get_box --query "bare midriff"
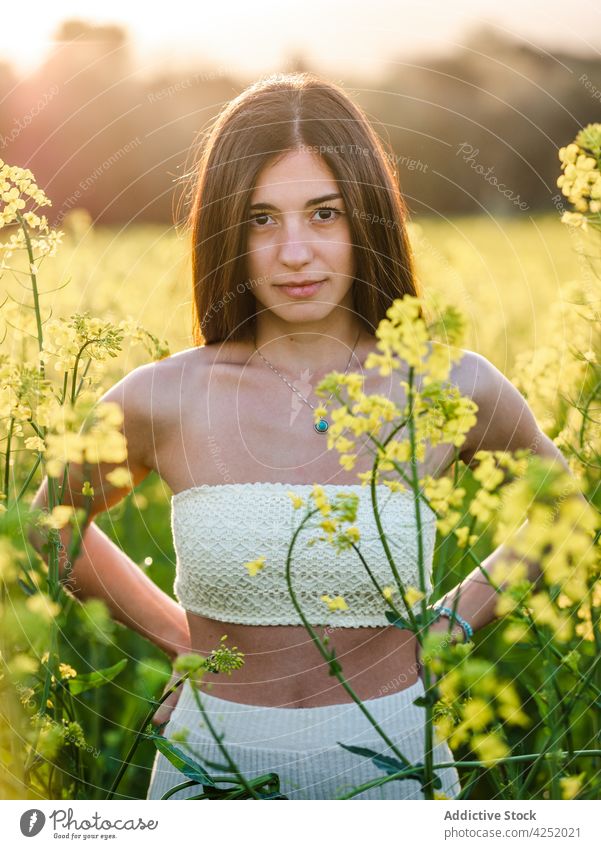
[185,612,419,708]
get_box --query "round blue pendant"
[314,417,329,433]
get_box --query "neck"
[252,315,368,374]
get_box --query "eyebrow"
[249,192,343,211]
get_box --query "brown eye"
[249,213,272,227]
[313,207,341,222]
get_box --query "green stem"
[563,651,601,716]
[284,507,416,771]
[367,451,420,632]
[3,416,14,503]
[338,748,601,800]
[15,211,44,364]
[16,453,42,503]
[71,340,102,405]
[105,670,193,800]
[347,542,408,623]
[23,475,63,788]
[406,366,436,799]
[430,450,462,597]
[187,682,262,800]
[160,779,201,799]
[323,386,421,632]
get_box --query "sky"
[1,0,600,81]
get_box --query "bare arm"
[427,351,575,642]
[48,513,189,660]
[28,362,191,660]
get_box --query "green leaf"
[247,772,288,799]
[384,610,411,629]
[67,659,127,695]
[195,785,246,799]
[149,734,216,786]
[328,659,343,676]
[17,577,37,596]
[521,678,549,722]
[336,742,442,789]
[456,766,480,800]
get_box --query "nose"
[276,214,314,267]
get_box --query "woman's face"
[245,149,356,326]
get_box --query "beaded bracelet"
[431,605,473,642]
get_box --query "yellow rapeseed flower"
[502,622,531,644]
[287,491,305,510]
[339,453,357,470]
[559,772,586,800]
[105,467,134,489]
[469,489,500,524]
[320,594,349,612]
[39,504,75,530]
[557,125,601,216]
[244,556,266,577]
[59,663,77,679]
[333,436,355,453]
[320,518,339,535]
[311,484,332,516]
[344,526,360,544]
[382,479,407,493]
[405,586,425,608]
[471,732,509,766]
[454,526,477,549]
[461,697,494,731]
[26,594,61,620]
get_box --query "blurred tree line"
[0,19,599,225]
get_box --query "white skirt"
[147,677,462,800]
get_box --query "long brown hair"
[183,71,419,346]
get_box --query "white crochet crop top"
[171,482,436,628]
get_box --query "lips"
[276,279,326,299]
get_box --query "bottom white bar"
[1,799,599,848]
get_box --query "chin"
[273,303,337,321]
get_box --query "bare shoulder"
[447,348,505,413]
[28,359,164,523]
[448,348,567,468]
[120,344,238,454]
[29,347,215,524]
[98,346,210,471]
[97,360,156,475]
[142,342,242,395]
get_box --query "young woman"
[31,72,569,800]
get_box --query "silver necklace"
[253,328,362,433]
